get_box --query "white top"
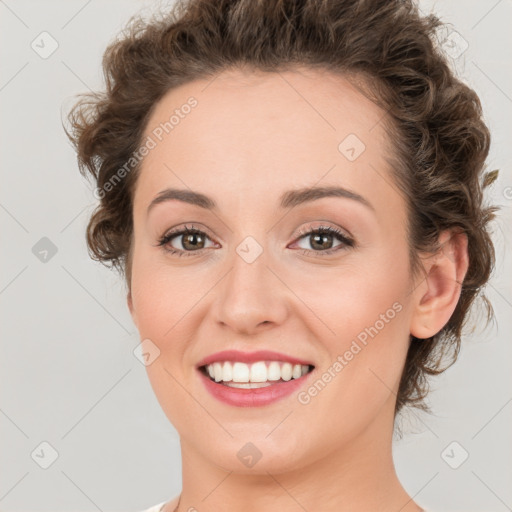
[138,498,431,511]
[138,501,167,512]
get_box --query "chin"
[194,432,317,476]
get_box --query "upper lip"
[196,350,314,368]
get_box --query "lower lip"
[197,368,313,407]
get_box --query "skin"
[127,67,469,512]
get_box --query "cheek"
[296,298,410,447]
[129,251,182,339]
[129,251,216,364]
[290,250,409,348]
[297,245,412,407]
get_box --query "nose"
[211,246,289,336]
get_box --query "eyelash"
[156,223,355,258]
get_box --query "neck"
[172,400,421,512]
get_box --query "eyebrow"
[147,185,375,214]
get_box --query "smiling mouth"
[199,361,315,388]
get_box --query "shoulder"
[138,495,180,512]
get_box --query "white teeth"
[292,364,302,379]
[203,360,312,384]
[232,362,250,382]
[213,362,223,382]
[281,362,292,381]
[222,361,233,382]
[250,361,267,382]
[224,381,272,389]
[267,361,281,381]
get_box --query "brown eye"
[291,225,355,256]
[307,231,336,250]
[180,231,206,250]
[157,225,216,256]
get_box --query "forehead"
[135,67,400,219]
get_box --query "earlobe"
[410,229,469,340]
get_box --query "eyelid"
[160,222,215,240]
[155,223,218,250]
[291,222,353,242]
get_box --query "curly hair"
[64,0,500,415]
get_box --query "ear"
[127,290,138,328]
[410,229,469,340]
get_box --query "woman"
[65,0,499,510]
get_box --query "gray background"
[0,1,511,511]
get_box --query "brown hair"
[64,0,500,415]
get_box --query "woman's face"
[128,68,424,472]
